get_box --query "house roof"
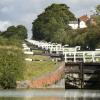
[79,15,89,22]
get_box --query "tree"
[2,26,17,38]
[1,25,27,40]
[96,4,100,15]
[32,4,100,50]
[32,3,76,43]
[0,49,24,89]
[16,25,27,40]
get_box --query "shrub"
[0,48,24,89]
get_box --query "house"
[68,15,89,29]
[68,21,79,29]
[79,15,90,28]
[68,20,87,29]
[79,15,89,22]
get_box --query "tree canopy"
[32,4,100,50]
[1,25,27,40]
[32,4,76,42]
[96,4,100,15]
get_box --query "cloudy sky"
[0,0,100,38]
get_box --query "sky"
[0,0,100,38]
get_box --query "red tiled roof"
[79,15,89,22]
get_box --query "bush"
[0,48,24,89]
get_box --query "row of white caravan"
[26,39,100,63]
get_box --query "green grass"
[0,40,61,83]
[23,60,60,80]
[25,55,50,61]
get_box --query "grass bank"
[23,55,61,80]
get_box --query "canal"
[0,89,100,100]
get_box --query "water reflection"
[0,97,63,100]
[65,90,100,100]
[0,89,64,100]
[0,97,19,100]
[65,98,100,100]
[0,89,100,100]
[0,89,64,97]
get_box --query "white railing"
[64,51,100,63]
[26,39,100,63]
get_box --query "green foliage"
[32,4,100,50]
[96,4,100,15]
[0,36,22,47]
[95,15,100,26]
[3,26,16,38]
[32,3,76,42]
[0,24,27,47]
[16,25,27,40]
[0,37,8,45]
[24,57,61,80]
[1,25,27,40]
[0,48,24,89]
[71,24,100,50]
[0,24,27,89]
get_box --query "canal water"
[0,89,100,100]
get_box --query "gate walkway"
[65,62,100,89]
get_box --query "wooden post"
[80,62,84,89]
[92,52,95,62]
[65,53,67,63]
[74,52,76,62]
[83,52,86,63]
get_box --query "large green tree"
[32,4,100,50]
[1,25,27,40]
[72,17,100,50]
[32,4,76,42]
